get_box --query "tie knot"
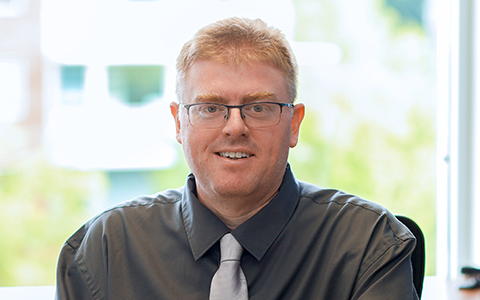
[220,233,243,261]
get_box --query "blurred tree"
[0,153,107,286]
[384,0,426,26]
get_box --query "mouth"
[217,152,252,160]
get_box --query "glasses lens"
[188,104,227,128]
[243,103,281,128]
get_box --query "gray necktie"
[209,233,249,300]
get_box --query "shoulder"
[298,180,392,216]
[65,187,184,251]
[298,180,385,211]
[294,180,416,275]
[296,180,413,242]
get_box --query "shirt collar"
[181,164,300,261]
[181,176,230,261]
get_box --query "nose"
[222,107,249,137]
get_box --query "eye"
[206,105,219,113]
[252,104,265,113]
[198,104,223,114]
[247,103,275,114]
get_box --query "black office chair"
[396,215,425,299]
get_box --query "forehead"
[184,59,288,104]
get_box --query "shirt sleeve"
[55,231,95,300]
[351,215,419,300]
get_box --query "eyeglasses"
[179,102,295,129]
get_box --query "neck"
[198,189,279,230]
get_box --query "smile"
[217,152,252,159]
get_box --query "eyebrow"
[243,91,277,103]
[194,93,224,103]
[194,91,278,104]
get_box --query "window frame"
[437,0,479,279]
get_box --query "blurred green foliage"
[0,153,107,286]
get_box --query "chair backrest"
[395,215,425,299]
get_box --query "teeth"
[219,152,251,159]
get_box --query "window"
[60,65,86,104]
[436,0,480,278]
[108,65,165,106]
[2,0,453,290]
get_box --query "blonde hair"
[176,17,298,102]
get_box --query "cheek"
[180,126,212,156]
[180,136,200,173]
[278,127,295,159]
[181,131,198,155]
[261,129,291,159]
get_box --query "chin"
[213,185,251,197]
[210,180,257,197]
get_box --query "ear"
[289,103,305,148]
[170,102,182,144]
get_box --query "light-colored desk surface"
[0,285,54,300]
[423,276,480,300]
[0,278,479,299]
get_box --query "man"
[56,17,418,299]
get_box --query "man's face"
[170,59,304,203]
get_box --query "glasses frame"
[179,101,295,129]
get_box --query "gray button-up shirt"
[55,165,418,299]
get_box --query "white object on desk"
[0,286,55,300]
